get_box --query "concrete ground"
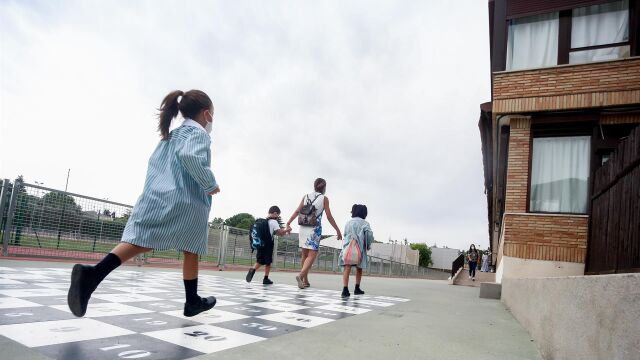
[0,259,541,360]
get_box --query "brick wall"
[493,57,640,114]
[503,214,588,263]
[504,117,531,212]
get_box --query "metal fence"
[0,178,449,280]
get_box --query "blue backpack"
[249,218,272,252]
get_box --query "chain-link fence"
[1,178,449,280]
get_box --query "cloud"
[0,0,491,250]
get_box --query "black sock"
[94,253,121,284]
[183,278,200,305]
[264,276,269,279]
[355,284,361,290]
[343,286,349,291]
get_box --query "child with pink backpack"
[339,204,373,298]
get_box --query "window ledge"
[493,55,640,75]
[505,212,589,218]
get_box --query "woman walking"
[467,244,479,281]
[340,204,373,298]
[286,178,342,289]
[68,89,220,318]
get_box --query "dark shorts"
[256,241,274,265]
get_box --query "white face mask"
[204,109,213,134]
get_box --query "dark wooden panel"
[587,125,640,274]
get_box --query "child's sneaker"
[184,296,216,317]
[341,287,350,298]
[354,287,365,295]
[246,268,256,283]
[263,277,273,285]
[67,264,98,317]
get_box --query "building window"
[530,136,591,213]
[569,0,630,64]
[506,12,559,70]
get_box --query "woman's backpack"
[298,194,322,226]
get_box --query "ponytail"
[157,89,213,140]
[158,90,184,140]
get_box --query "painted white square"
[0,297,44,309]
[0,267,17,272]
[0,288,66,297]
[51,302,153,317]
[375,296,410,302]
[316,303,372,315]
[247,302,309,312]
[162,309,248,324]
[32,283,72,289]
[0,278,25,285]
[257,312,334,328]
[351,299,394,307]
[299,296,341,304]
[0,318,133,347]
[0,273,53,280]
[144,324,264,353]
[241,294,291,302]
[108,287,170,294]
[92,293,163,303]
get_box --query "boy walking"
[246,206,291,285]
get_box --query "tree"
[410,243,433,268]
[224,213,255,230]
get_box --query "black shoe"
[263,277,273,285]
[184,296,216,317]
[67,264,97,317]
[246,268,256,283]
[354,288,365,295]
[341,288,350,298]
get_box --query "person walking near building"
[467,244,479,281]
[481,250,490,272]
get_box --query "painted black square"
[96,312,201,332]
[215,317,304,338]
[37,333,203,360]
[214,304,282,317]
[0,306,75,325]
[292,307,356,320]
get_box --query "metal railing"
[0,177,449,280]
[451,254,464,278]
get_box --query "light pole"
[35,182,46,231]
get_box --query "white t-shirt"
[268,219,281,236]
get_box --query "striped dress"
[121,119,218,255]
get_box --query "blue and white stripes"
[121,120,217,255]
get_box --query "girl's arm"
[286,198,304,228]
[324,197,342,240]
[177,130,218,194]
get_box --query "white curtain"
[507,12,559,71]
[571,0,628,48]
[530,136,591,213]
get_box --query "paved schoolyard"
[0,259,540,360]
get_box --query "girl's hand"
[209,186,221,195]
[337,231,343,240]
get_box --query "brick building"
[479,0,640,281]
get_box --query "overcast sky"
[0,0,491,250]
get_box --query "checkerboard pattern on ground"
[0,266,409,359]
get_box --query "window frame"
[492,0,640,72]
[527,119,595,215]
[558,1,633,65]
